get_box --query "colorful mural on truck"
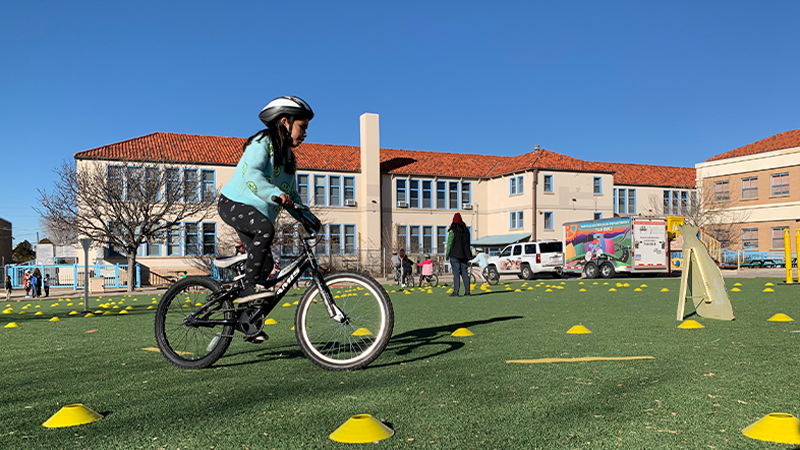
[563,218,632,272]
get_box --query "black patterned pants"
[218,195,275,286]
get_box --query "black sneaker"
[237,285,275,304]
[449,292,459,297]
[464,292,471,296]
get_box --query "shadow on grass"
[369,315,525,368]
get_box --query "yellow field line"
[506,356,655,364]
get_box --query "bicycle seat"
[213,253,247,268]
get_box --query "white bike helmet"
[259,96,314,126]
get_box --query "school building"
[73,113,696,280]
[696,128,800,252]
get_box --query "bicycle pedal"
[243,331,269,344]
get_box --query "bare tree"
[36,160,217,291]
[646,187,751,249]
[40,216,78,247]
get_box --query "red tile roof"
[706,129,800,162]
[74,132,694,188]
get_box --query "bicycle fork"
[312,270,347,324]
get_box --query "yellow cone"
[678,320,704,329]
[634,288,642,292]
[282,302,292,307]
[49,317,61,322]
[119,310,128,315]
[661,288,669,292]
[742,413,800,444]
[19,311,27,315]
[734,282,742,286]
[763,288,775,292]
[85,313,95,317]
[329,414,394,444]
[352,328,373,336]
[451,327,474,337]
[147,306,155,310]
[567,325,591,334]
[264,318,278,325]
[640,284,648,288]
[579,288,587,292]
[34,311,43,316]
[69,311,79,315]
[608,288,617,292]
[768,313,794,322]
[102,311,112,316]
[42,404,103,428]
[5,322,19,328]
[545,288,553,292]
[765,282,775,286]
[731,287,741,292]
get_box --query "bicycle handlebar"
[271,196,317,234]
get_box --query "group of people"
[390,213,490,296]
[4,269,51,301]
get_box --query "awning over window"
[471,232,531,247]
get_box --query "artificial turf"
[1,277,799,449]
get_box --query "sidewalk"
[2,285,168,302]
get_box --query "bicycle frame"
[183,233,344,329]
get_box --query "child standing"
[5,275,11,301]
[43,274,51,298]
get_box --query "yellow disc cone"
[763,288,775,292]
[634,288,642,292]
[451,327,474,337]
[678,320,704,329]
[42,404,103,428]
[67,303,74,306]
[69,311,79,315]
[119,310,128,315]
[282,302,292,307]
[608,288,617,292]
[768,313,794,322]
[742,413,800,444]
[49,317,61,322]
[4,322,19,328]
[567,325,591,334]
[19,311,27,315]
[102,311,112,316]
[147,306,155,310]
[579,288,587,292]
[640,284,648,288]
[329,414,394,444]
[514,289,522,292]
[734,282,742,286]
[352,328,373,336]
[264,318,278,325]
[545,289,553,292]
[34,311,44,316]
[292,301,299,305]
[578,281,584,284]
[660,288,670,292]
[84,313,95,317]
[765,282,775,286]
[731,287,741,292]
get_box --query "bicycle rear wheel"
[295,270,394,371]
[154,277,234,369]
[485,267,500,285]
[422,274,438,288]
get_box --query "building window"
[627,189,636,214]
[297,174,309,204]
[593,177,602,194]
[741,177,758,199]
[543,212,553,230]
[510,211,524,230]
[771,173,789,196]
[108,221,124,257]
[166,223,181,256]
[510,177,517,195]
[409,226,420,253]
[201,170,216,203]
[461,182,471,205]
[184,222,199,256]
[594,212,602,220]
[396,179,407,207]
[344,176,355,203]
[409,179,419,208]
[616,189,626,215]
[421,180,432,209]
[436,226,446,254]
[126,166,143,201]
[344,225,356,254]
[680,191,688,213]
[184,169,199,203]
[397,225,407,250]
[329,225,341,255]
[422,226,432,253]
[314,175,326,206]
[713,229,730,248]
[329,176,341,207]
[107,165,124,199]
[772,227,788,249]
[742,228,758,250]
[449,181,459,209]
[517,176,523,194]
[436,181,446,209]
[662,190,670,215]
[543,175,553,193]
[714,181,730,202]
[202,223,216,256]
[315,224,327,255]
[166,168,181,202]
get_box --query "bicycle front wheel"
[295,270,394,371]
[423,274,438,288]
[154,277,234,370]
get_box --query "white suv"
[486,240,564,280]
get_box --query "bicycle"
[468,264,500,286]
[418,273,439,288]
[154,198,394,371]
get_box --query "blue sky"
[2,1,799,245]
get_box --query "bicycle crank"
[236,307,265,337]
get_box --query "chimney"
[534,144,541,151]
[359,113,381,251]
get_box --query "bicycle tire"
[295,270,394,371]
[422,274,438,288]
[485,267,500,285]
[154,277,235,370]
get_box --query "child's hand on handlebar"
[278,193,294,209]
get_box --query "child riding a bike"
[217,96,321,311]
[399,248,414,287]
[417,255,434,286]
[469,247,489,286]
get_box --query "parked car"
[486,240,564,280]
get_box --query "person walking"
[43,274,51,298]
[5,275,11,302]
[30,270,39,298]
[23,270,31,298]
[469,247,489,286]
[445,213,471,297]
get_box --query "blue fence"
[5,263,142,290]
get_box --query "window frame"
[183,169,199,203]
[166,222,182,256]
[714,180,730,202]
[543,211,553,230]
[741,228,758,250]
[436,226,447,254]
[409,179,419,209]
[543,174,553,193]
[772,227,788,249]
[771,173,789,197]
[344,224,356,254]
[202,222,216,256]
[166,168,181,203]
[397,225,408,251]
[593,176,602,194]
[343,176,355,203]
[296,174,309,204]
[329,175,341,207]
[741,176,758,200]
[436,181,446,209]
[396,179,407,207]
[448,181,459,209]
[201,169,216,203]
[314,175,326,206]
[461,181,471,205]
[421,180,432,209]
[184,222,200,256]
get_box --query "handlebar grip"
[271,196,316,233]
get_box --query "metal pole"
[383,248,386,280]
[84,246,90,312]
[796,230,800,283]
[784,229,792,284]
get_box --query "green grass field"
[1,277,799,449]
